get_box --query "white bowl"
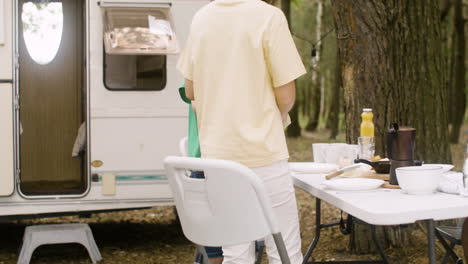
[396,166,443,195]
[422,164,454,173]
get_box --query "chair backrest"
[164,156,280,247]
[179,137,188,157]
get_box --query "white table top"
[293,173,468,226]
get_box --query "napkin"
[438,171,468,197]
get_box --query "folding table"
[293,173,468,264]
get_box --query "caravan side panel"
[0,83,14,196]
[0,0,12,80]
[0,0,14,196]
[90,0,208,174]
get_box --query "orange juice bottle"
[360,108,374,137]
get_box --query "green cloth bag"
[178,86,201,158]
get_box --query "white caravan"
[0,0,209,220]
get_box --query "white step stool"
[18,223,102,264]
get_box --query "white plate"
[289,162,338,174]
[401,190,436,195]
[422,164,454,173]
[323,178,385,191]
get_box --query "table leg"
[370,225,390,264]
[426,220,436,264]
[301,199,387,264]
[302,198,322,264]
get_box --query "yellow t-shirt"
[177,0,306,168]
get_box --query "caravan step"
[18,223,102,264]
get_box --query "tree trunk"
[305,76,321,132]
[331,0,452,253]
[442,3,456,145]
[282,0,301,137]
[287,101,302,137]
[327,53,341,140]
[331,0,451,163]
[448,0,466,143]
[281,0,301,136]
[281,0,290,22]
[305,1,324,132]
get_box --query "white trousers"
[222,160,303,264]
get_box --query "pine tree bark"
[331,0,452,253]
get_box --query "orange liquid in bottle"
[360,109,374,137]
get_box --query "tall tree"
[331,0,451,163]
[283,0,302,137]
[448,0,466,143]
[331,0,452,253]
[305,0,324,132]
[326,53,341,139]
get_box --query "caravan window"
[100,5,178,91]
[21,2,63,65]
[102,7,179,55]
[104,54,166,91]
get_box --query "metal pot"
[355,159,391,174]
[387,123,416,161]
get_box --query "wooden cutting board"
[339,171,389,181]
[381,182,401,189]
[360,172,389,181]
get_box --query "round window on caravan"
[21,2,63,65]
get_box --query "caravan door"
[90,0,207,199]
[0,0,15,196]
[17,0,88,197]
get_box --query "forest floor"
[0,129,465,264]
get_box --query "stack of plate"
[289,162,338,174]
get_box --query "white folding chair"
[176,138,209,263]
[164,156,291,264]
[435,219,465,264]
[179,137,189,157]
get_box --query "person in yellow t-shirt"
[177,0,306,263]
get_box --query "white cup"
[345,144,359,160]
[326,143,347,164]
[312,143,359,166]
[312,143,329,163]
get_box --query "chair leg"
[462,218,468,261]
[441,241,455,264]
[435,229,460,263]
[272,233,290,264]
[255,240,265,264]
[193,245,209,264]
